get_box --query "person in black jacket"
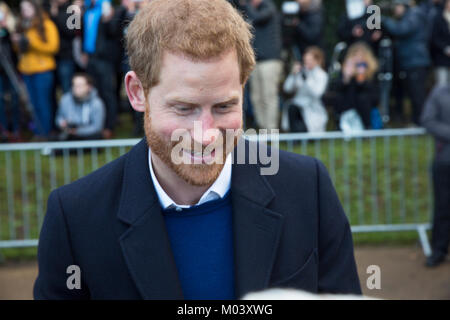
[50,0,77,94]
[420,84,450,267]
[337,0,383,53]
[34,0,361,299]
[431,0,450,86]
[419,0,444,41]
[334,42,379,129]
[241,0,283,129]
[292,0,324,56]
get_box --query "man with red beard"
[34,0,361,300]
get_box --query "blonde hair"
[344,42,379,80]
[126,0,256,93]
[0,2,16,33]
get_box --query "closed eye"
[173,105,195,114]
[214,103,237,113]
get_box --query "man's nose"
[193,109,220,146]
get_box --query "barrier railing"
[0,128,433,255]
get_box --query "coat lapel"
[231,140,285,299]
[117,139,183,299]
[116,138,284,300]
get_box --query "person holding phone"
[334,42,380,129]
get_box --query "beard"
[144,105,242,187]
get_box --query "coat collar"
[117,138,284,299]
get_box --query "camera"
[282,1,300,27]
[281,1,301,52]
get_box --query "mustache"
[169,128,235,152]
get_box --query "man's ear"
[125,71,146,112]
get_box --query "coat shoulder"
[54,151,128,208]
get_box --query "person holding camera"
[12,0,60,140]
[290,0,324,56]
[282,46,328,132]
[338,0,383,52]
[334,42,380,130]
[55,73,105,140]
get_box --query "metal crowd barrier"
[0,128,434,256]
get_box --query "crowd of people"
[0,0,142,142]
[234,0,450,133]
[0,0,449,143]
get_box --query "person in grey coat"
[55,73,105,140]
[420,84,450,267]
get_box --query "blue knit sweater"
[162,191,235,300]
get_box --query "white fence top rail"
[0,128,428,152]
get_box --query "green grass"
[0,114,435,261]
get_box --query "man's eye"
[216,105,232,112]
[175,105,193,113]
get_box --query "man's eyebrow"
[166,97,240,107]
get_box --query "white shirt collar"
[148,148,232,210]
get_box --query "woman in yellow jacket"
[13,0,59,138]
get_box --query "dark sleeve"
[296,10,324,43]
[34,190,90,300]
[382,12,421,38]
[54,10,77,39]
[337,15,352,43]
[421,88,450,143]
[315,159,362,294]
[244,1,276,26]
[333,75,354,114]
[431,17,448,52]
[357,79,380,108]
[104,6,127,38]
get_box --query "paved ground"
[0,245,449,300]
